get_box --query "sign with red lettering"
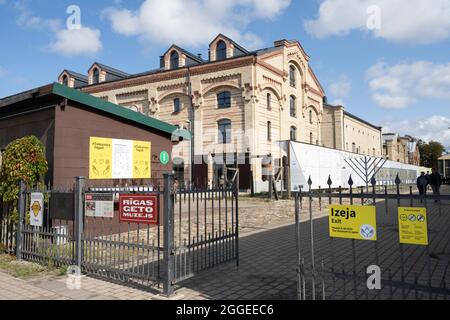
[119,194,158,225]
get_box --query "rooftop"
[0,83,191,141]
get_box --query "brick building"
[321,103,382,156]
[56,34,388,191]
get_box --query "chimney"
[274,39,289,47]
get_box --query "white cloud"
[366,61,450,109]
[103,0,291,49]
[382,116,450,148]
[14,1,102,56]
[305,0,450,44]
[328,74,351,105]
[49,27,103,56]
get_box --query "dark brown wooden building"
[0,83,190,188]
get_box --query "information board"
[89,137,151,180]
[85,193,114,218]
[398,207,428,245]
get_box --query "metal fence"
[294,174,450,300]
[0,202,16,254]
[11,174,239,297]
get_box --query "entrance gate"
[294,175,450,300]
[14,174,239,297]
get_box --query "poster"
[89,137,151,180]
[329,204,377,241]
[29,193,44,227]
[133,141,151,179]
[112,139,133,179]
[119,194,158,225]
[85,193,114,218]
[398,207,428,245]
[89,137,113,179]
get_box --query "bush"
[0,136,48,220]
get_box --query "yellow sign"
[89,137,151,180]
[89,137,113,179]
[329,205,377,241]
[133,141,151,179]
[31,201,41,217]
[398,207,428,245]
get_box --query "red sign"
[119,194,158,225]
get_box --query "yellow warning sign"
[329,205,377,241]
[398,207,428,246]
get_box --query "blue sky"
[0,0,449,149]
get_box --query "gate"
[294,175,450,300]
[14,174,239,297]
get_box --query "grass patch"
[0,254,67,279]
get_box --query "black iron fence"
[9,174,239,297]
[294,175,450,300]
[0,202,16,254]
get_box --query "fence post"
[16,180,25,260]
[74,176,85,270]
[235,170,240,269]
[163,173,175,297]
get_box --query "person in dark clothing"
[429,168,442,202]
[417,172,428,203]
[425,171,431,187]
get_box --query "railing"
[294,174,449,300]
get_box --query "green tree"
[418,140,445,168]
[0,136,48,219]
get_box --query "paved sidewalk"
[0,271,154,300]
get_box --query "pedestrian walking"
[429,168,442,203]
[417,172,428,203]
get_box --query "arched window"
[173,98,181,113]
[290,95,296,117]
[290,126,297,141]
[267,121,272,141]
[216,40,227,61]
[93,68,100,84]
[309,110,313,124]
[310,132,313,144]
[170,51,179,69]
[289,65,297,87]
[62,75,68,86]
[217,91,231,108]
[218,119,231,144]
[267,93,271,110]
